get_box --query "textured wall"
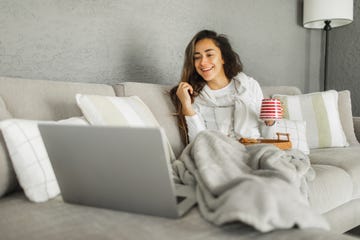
[328,1,360,116]
[0,0,321,92]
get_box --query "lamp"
[303,0,353,91]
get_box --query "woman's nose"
[199,56,208,65]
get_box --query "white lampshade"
[303,0,353,29]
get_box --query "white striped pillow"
[273,119,309,154]
[273,90,348,149]
[76,95,159,127]
[76,94,175,160]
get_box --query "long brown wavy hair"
[169,30,243,144]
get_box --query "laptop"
[38,124,196,218]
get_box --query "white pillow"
[76,94,175,161]
[0,117,88,202]
[76,94,159,127]
[274,90,348,149]
[273,119,309,154]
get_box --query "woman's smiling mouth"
[201,66,214,72]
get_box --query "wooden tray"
[239,133,292,150]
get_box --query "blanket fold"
[172,130,329,232]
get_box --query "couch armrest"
[354,117,360,142]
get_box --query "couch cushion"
[262,86,302,98]
[0,97,12,119]
[354,117,360,142]
[113,82,184,157]
[0,193,357,240]
[0,77,115,121]
[308,164,353,214]
[310,146,360,198]
[0,97,17,197]
[324,198,360,234]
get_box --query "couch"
[0,76,359,240]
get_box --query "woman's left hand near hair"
[176,82,195,116]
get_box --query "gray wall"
[0,0,321,92]
[328,0,360,116]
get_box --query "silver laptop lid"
[39,124,182,218]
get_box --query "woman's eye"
[194,56,201,60]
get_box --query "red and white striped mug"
[260,98,283,120]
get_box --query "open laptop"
[38,124,196,218]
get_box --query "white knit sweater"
[185,72,277,142]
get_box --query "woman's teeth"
[202,67,213,72]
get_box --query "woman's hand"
[264,120,275,126]
[176,82,195,116]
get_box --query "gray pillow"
[0,97,17,197]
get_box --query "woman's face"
[193,38,227,85]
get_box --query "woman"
[170,30,276,144]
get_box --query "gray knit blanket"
[172,130,329,232]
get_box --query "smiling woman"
[170,30,276,144]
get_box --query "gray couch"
[0,76,359,240]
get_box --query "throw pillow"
[274,119,310,154]
[0,96,18,197]
[76,94,176,161]
[338,90,358,146]
[273,90,348,149]
[0,117,88,202]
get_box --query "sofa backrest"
[0,77,115,121]
[114,82,303,157]
[0,76,356,156]
[0,76,117,197]
[262,86,301,98]
[113,82,184,157]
